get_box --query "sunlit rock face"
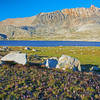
[56,55,81,71]
[1,52,27,65]
[0,5,100,41]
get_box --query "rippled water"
[0,40,100,47]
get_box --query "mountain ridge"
[0,5,100,41]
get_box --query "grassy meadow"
[6,46,100,67]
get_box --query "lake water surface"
[0,40,100,47]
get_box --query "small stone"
[32,49,37,52]
[25,47,30,50]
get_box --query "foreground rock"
[43,57,58,68]
[43,55,81,71]
[1,52,27,65]
[56,55,81,71]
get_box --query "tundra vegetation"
[0,46,100,99]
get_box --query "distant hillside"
[0,5,100,41]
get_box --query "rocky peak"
[90,5,96,9]
[61,5,100,17]
[0,6,100,26]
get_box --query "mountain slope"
[0,5,100,41]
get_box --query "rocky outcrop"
[42,55,81,71]
[0,5,100,41]
[62,5,100,17]
[37,11,65,25]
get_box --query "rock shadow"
[0,33,7,39]
[81,64,100,73]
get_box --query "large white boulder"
[1,52,27,65]
[43,57,58,68]
[56,55,81,71]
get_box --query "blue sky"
[0,0,100,21]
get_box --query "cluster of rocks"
[0,46,10,52]
[43,55,81,71]
[24,47,37,52]
[0,50,80,71]
[43,55,100,72]
[0,51,100,72]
